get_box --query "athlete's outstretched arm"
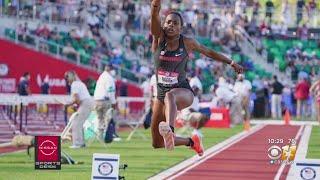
[150,0,161,38]
[186,38,244,74]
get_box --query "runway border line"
[286,125,312,180]
[274,125,304,180]
[148,124,265,180]
[251,120,319,126]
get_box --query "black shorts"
[157,81,194,103]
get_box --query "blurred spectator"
[281,0,290,25]
[265,0,274,23]
[184,8,195,28]
[247,17,258,37]
[271,75,284,119]
[16,22,29,42]
[234,0,246,17]
[91,26,101,40]
[40,76,50,94]
[282,83,294,114]
[253,76,268,117]
[71,25,88,40]
[297,24,308,40]
[296,0,305,26]
[62,42,79,60]
[18,72,31,96]
[280,22,288,38]
[308,0,317,27]
[295,78,310,118]
[122,0,136,30]
[110,45,123,65]
[260,20,269,36]
[139,65,151,76]
[96,38,112,56]
[252,0,260,17]
[36,24,50,39]
[189,73,203,93]
[271,22,281,38]
[195,54,208,70]
[233,74,252,130]
[50,27,61,42]
[140,1,150,30]
[87,10,100,29]
[90,52,101,70]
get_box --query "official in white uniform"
[233,74,252,130]
[94,64,117,140]
[216,77,243,125]
[65,71,94,148]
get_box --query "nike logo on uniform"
[175,53,182,57]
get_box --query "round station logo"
[39,140,57,156]
[300,167,316,180]
[0,64,9,76]
[98,162,113,176]
[267,145,282,160]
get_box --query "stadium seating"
[263,38,320,74]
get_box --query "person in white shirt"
[64,71,93,148]
[141,75,152,98]
[94,64,117,140]
[215,77,243,125]
[189,73,203,93]
[233,74,252,130]
[150,74,157,99]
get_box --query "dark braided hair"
[167,11,184,27]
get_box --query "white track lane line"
[286,125,313,180]
[274,125,304,180]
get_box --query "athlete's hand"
[231,62,244,74]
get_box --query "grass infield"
[1,124,318,180]
[0,126,242,180]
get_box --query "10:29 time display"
[268,139,284,144]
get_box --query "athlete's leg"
[151,99,165,148]
[163,88,194,146]
[151,92,192,149]
[164,88,194,128]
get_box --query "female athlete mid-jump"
[150,0,244,156]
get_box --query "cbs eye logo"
[267,145,282,160]
[267,144,297,162]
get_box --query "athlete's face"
[163,14,182,37]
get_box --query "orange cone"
[243,120,250,131]
[284,109,291,125]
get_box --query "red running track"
[174,125,301,180]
